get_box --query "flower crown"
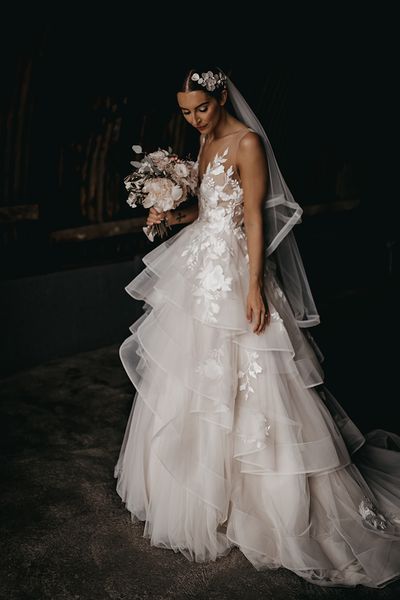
[191,71,227,92]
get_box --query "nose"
[191,115,201,127]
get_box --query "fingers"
[254,311,263,334]
[146,208,165,226]
[248,305,271,335]
[246,306,252,323]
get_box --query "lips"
[197,124,207,131]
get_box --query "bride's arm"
[146,202,198,227]
[237,132,270,333]
[165,202,199,226]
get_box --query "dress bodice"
[195,128,253,234]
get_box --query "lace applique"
[236,412,272,449]
[180,228,234,323]
[181,230,230,270]
[180,143,251,321]
[238,350,263,401]
[198,148,245,230]
[204,147,229,180]
[271,278,287,301]
[195,346,224,380]
[269,309,283,323]
[263,415,271,437]
[358,496,390,530]
[192,264,233,323]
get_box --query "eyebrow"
[179,101,209,111]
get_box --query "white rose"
[174,162,189,178]
[148,150,168,161]
[149,150,170,170]
[142,178,183,210]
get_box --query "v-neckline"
[198,148,229,183]
[197,128,250,182]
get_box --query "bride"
[114,67,400,588]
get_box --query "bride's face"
[177,90,225,135]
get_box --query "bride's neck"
[206,111,240,142]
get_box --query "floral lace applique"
[238,350,263,401]
[271,278,287,302]
[263,415,271,437]
[180,224,234,323]
[269,309,283,323]
[358,496,391,530]
[236,412,272,449]
[206,147,229,179]
[195,345,224,380]
[198,148,244,229]
[181,231,229,271]
[180,144,250,322]
[192,264,233,323]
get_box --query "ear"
[219,89,228,106]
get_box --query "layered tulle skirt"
[114,219,400,588]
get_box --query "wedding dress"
[114,128,400,588]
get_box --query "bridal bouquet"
[124,145,198,241]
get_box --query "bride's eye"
[199,106,208,112]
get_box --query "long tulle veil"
[222,70,321,328]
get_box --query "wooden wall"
[1,29,395,291]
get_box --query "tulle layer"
[114,222,400,588]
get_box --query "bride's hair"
[180,67,227,101]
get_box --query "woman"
[114,67,400,588]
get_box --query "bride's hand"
[246,285,270,334]
[146,207,169,226]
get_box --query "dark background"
[0,18,399,417]
[1,14,400,600]
[1,23,397,275]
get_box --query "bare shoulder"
[237,131,266,161]
[238,131,264,155]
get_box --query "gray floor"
[1,283,400,599]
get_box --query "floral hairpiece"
[191,71,227,92]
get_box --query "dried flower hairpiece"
[191,71,227,92]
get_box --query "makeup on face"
[177,91,221,135]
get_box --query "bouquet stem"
[142,220,172,242]
[155,221,172,239]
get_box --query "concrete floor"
[1,284,400,599]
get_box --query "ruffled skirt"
[114,220,400,588]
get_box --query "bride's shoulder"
[236,130,267,171]
[237,129,264,154]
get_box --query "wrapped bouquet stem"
[146,208,172,241]
[124,145,198,241]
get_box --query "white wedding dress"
[114,129,400,588]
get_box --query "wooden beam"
[50,217,146,242]
[0,204,39,223]
[49,197,361,243]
